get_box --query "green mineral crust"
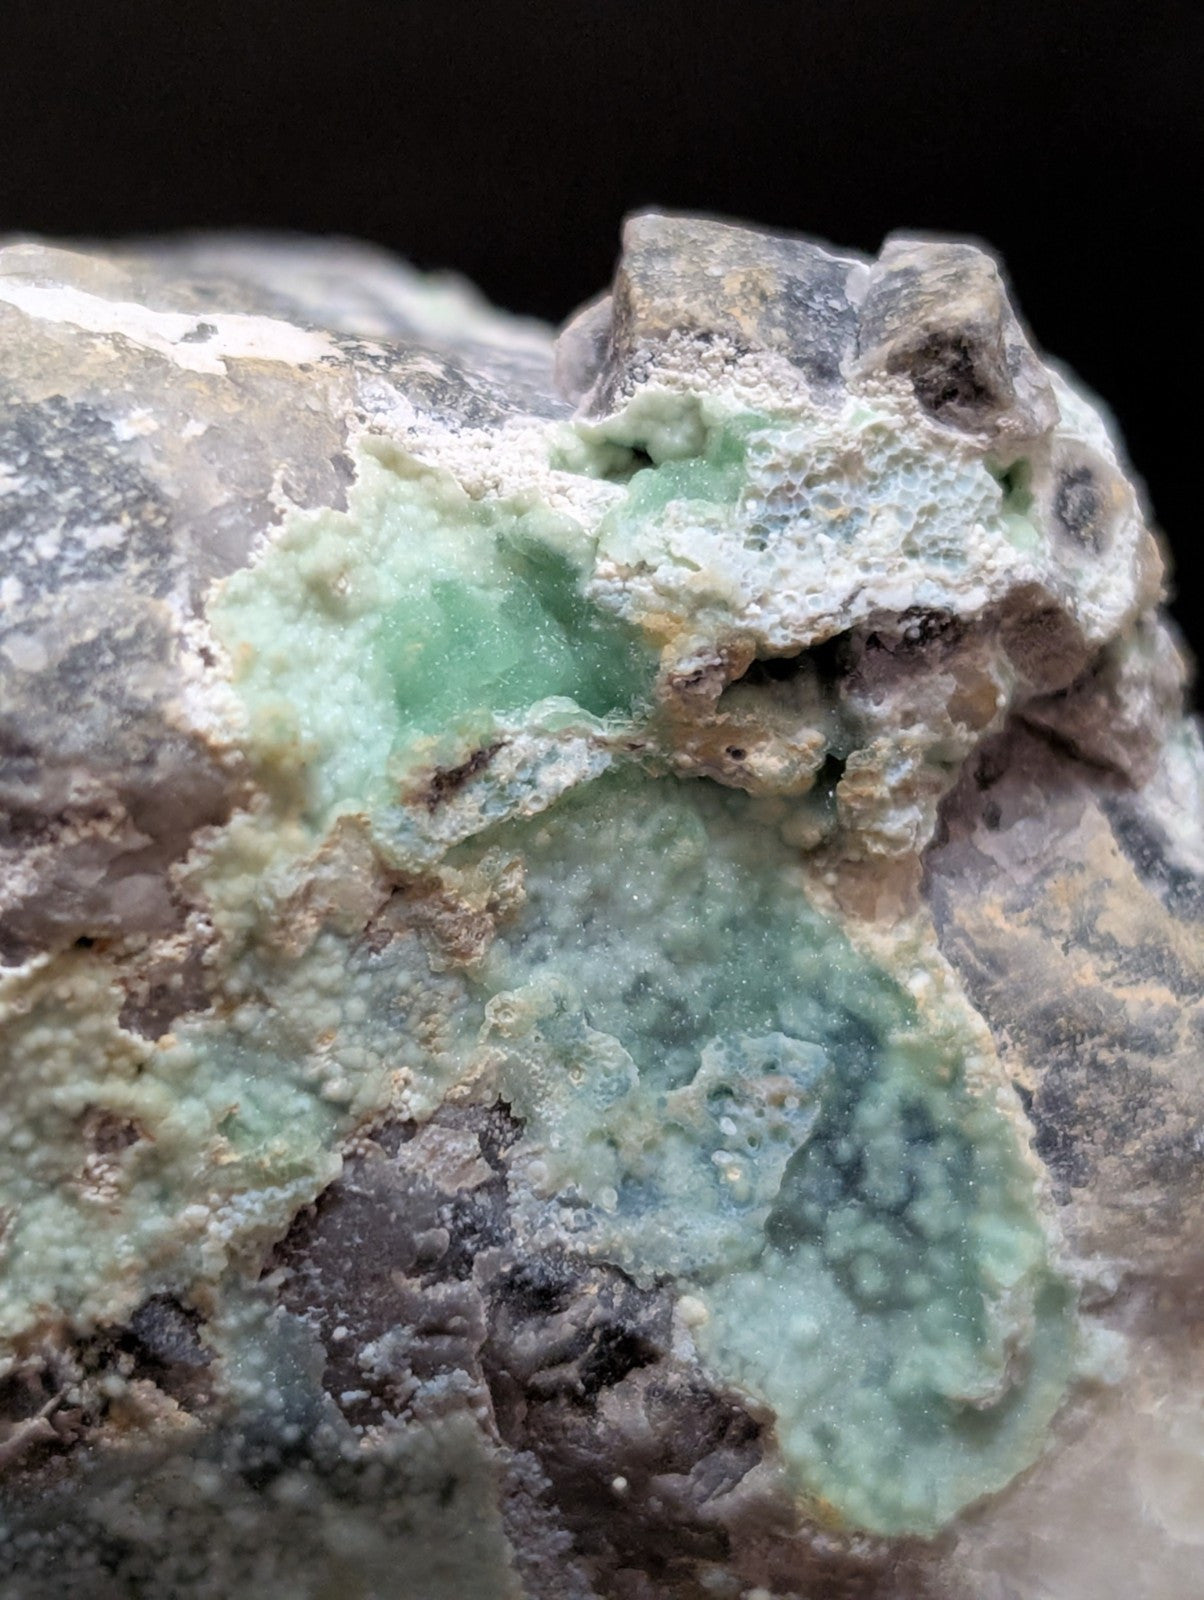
[0,216,1201,1599]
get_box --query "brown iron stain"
[423,742,504,809]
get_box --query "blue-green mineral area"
[210,441,658,827]
[0,416,1072,1559]
[458,774,1074,1536]
[200,432,1075,1538]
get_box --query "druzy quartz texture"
[0,215,1200,1599]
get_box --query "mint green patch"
[210,447,655,825]
[614,418,751,511]
[457,772,1074,1536]
[199,427,1074,1538]
[591,410,758,562]
[0,923,471,1339]
[990,457,1044,552]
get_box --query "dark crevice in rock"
[805,628,857,683]
[594,444,656,484]
[814,750,848,794]
[990,457,1032,510]
[735,651,809,687]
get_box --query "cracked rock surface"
[0,213,1200,1598]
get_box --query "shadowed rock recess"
[0,214,1200,1599]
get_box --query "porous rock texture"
[0,214,1201,1599]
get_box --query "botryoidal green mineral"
[0,215,1201,1600]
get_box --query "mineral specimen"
[0,213,1200,1599]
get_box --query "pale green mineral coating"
[211,444,656,828]
[0,412,1067,1540]
[210,404,1040,829]
[205,423,1070,1535]
[0,920,475,1337]
[579,397,1043,636]
[458,773,1073,1536]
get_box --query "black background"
[2,0,1200,679]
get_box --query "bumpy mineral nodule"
[0,215,1201,1600]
